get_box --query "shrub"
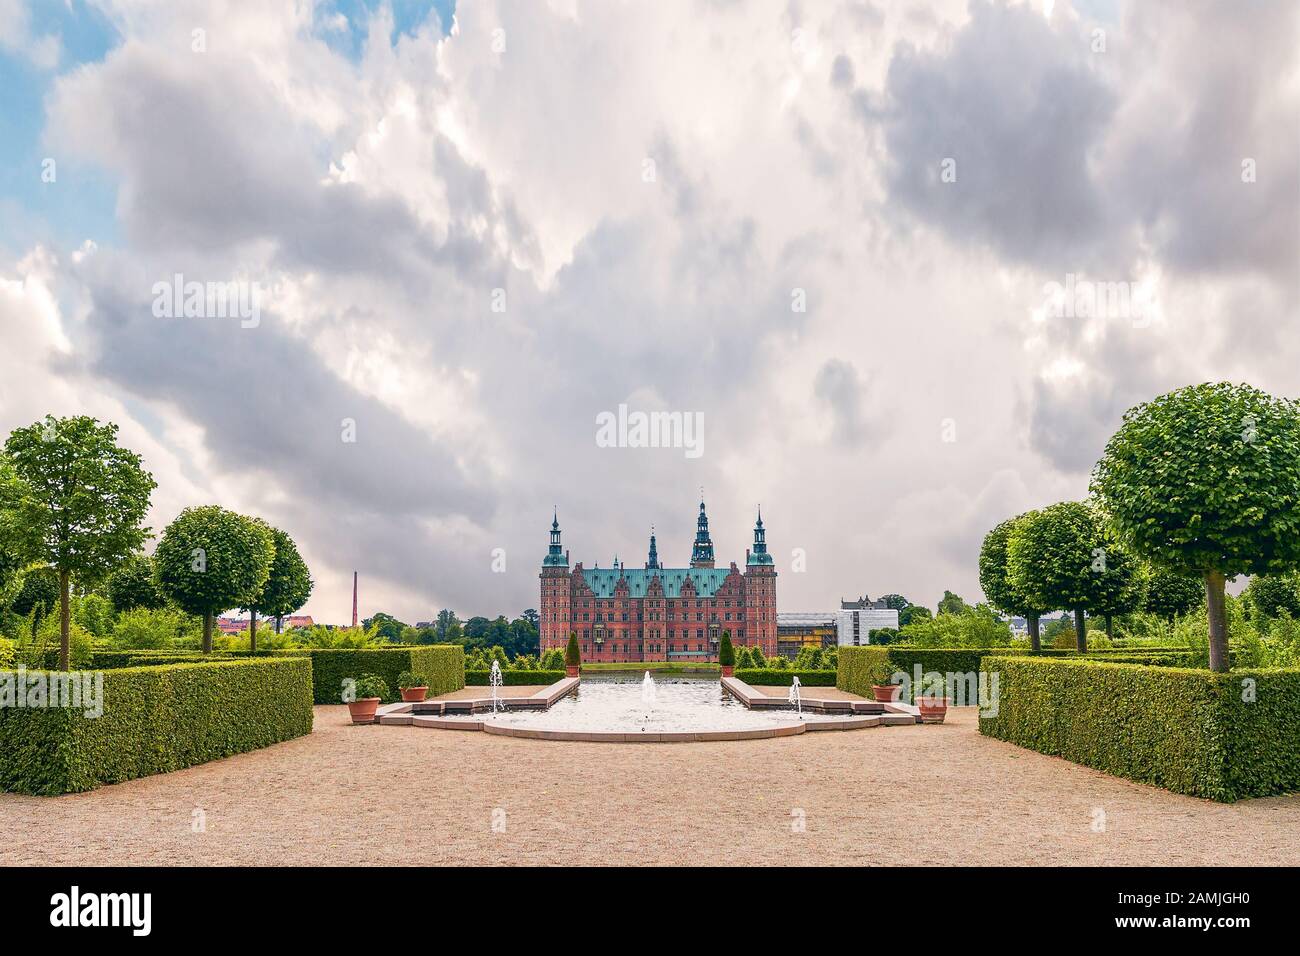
[466,669,566,686]
[978,655,1300,802]
[540,648,565,670]
[749,644,767,667]
[718,631,734,667]
[869,627,900,645]
[288,647,464,704]
[0,638,12,669]
[735,647,753,669]
[396,670,424,690]
[733,669,837,687]
[0,658,313,795]
[565,632,580,668]
[352,674,388,700]
[109,606,202,650]
[898,609,1013,648]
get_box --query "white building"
[836,607,900,645]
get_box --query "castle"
[539,501,777,663]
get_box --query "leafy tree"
[10,568,59,636]
[749,643,767,667]
[937,590,971,616]
[979,513,1049,650]
[463,616,491,645]
[1143,565,1207,620]
[253,526,313,639]
[434,608,460,640]
[2,416,155,669]
[73,592,115,639]
[154,506,274,653]
[363,612,407,643]
[107,553,166,612]
[1007,501,1117,653]
[878,593,911,611]
[521,608,539,628]
[1092,383,1300,671]
[1243,572,1300,622]
[898,605,931,628]
[1089,540,1145,640]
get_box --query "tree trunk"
[1027,612,1041,652]
[1206,570,1229,673]
[203,611,213,654]
[1105,614,1114,640]
[59,569,70,671]
[276,615,283,635]
[250,609,257,655]
[1074,608,1088,654]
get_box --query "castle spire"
[691,498,715,569]
[747,506,773,566]
[646,526,660,570]
[543,510,568,567]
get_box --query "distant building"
[775,605,901,659]
[840,595,893,611]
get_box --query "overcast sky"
[1,0,1297,624]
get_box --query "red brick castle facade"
[539,501,777,663]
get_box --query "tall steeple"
[690,498,715,569]
[646,526,660,570]
[747,506,773,565]
[543,509,568,566]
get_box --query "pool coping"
[361,674,922,741]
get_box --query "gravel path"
[2,705,1296,866]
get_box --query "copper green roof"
[578,567,732,598]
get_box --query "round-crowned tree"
[3,416,155,669]
[979,512,1050,650]
[1142,565,1206,619]
[107,553,166,612]
[1006,501,1125,653]
[10,567,59,635]
[241,524,313,653]
[154,506,274,653]
[1092,383,1300,671]
[1242,572,1300,622]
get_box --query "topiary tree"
[1088,540,1145,640]
[718,630,734,668]
[2,416,155,669]
[736,646,754,669]
[749,642,767,667]
[1143,565,1207,620]
[1242,572,1300,622]
[1007,501,1121,653]
[565,631,580,670]
[154,506,274,653]
[107,553,166,612]
[240,524,314,653]
[1092,383,1300,671]
[979,513,1050,650]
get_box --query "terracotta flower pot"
[721,665,734,677]
[872,684,901,702]
[347,697,380,724]
[566,665,580,677]
[400,686,428,702]
[916,696,951,724]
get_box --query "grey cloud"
[814,358,870,442]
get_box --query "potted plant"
[869,657,901,702]
[347,673,388,724]
[914,675,950,723]
[718,631,735,677]
[565,632,581,677]
[397,670,428,702]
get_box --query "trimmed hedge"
[0,658,314,795]
[837,647,894,695]
[733,668,837,686]
[978,656,1300,802]
[465,668,566,686]
[285,647,465,703]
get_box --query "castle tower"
[539,510,572,654]
[690,500,715,569]
[743,508,777,657]
[646,527,660,570]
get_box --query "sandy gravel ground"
[2,705,1296,866]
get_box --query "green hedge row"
[733,669,837,686]
[465,669,566,686]
[0,658,314,795]
[979,656,1300,802]
[275,647,465,703]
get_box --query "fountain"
[788,675,803,718]
[489,659,505,713]
[641,670,657,705]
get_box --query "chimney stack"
[352,571,358,628]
